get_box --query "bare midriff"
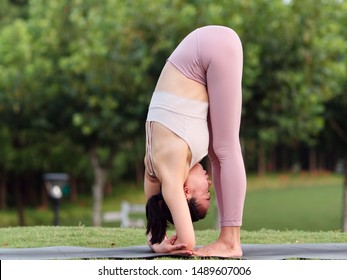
[154,62,209,103]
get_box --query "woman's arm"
[145,122,196,252]
[145,162,196,253]
[156,139,196,251]
[162,179,196,250]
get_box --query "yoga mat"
[1,243,347,260]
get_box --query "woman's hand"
[149,234,193,255]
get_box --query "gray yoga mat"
[1,243,347,260]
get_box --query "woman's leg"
[207,118,224,224]
[196,26,246,257]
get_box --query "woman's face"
[185,163,212,213]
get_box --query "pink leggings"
[169,26,247,227]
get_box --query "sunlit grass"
[246,171,343,191]
[1,226,346,249]
[243,185,344,231]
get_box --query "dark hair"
[145,192,207,244]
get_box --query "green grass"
[243,185,344,231]
[1,227,346,249]
[243,172,344,231]
[246,172,343,191]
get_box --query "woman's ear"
[183,182,192,199]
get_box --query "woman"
[144,25,246,258]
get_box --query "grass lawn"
[244,172,344,231]
[243,185,344,231]
[1,227,347,249]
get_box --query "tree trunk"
[27,173,37,205]
[257,143,266,175]
[69,175,78,203]
[0,170,7,209]
[309,147,317,173]
[280,146,288,171]
[268,148,275,172]
[14,176,25,226]
[343,156,347,232]
[90,146,107,227]
[40,181,49,208]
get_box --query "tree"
[22,0,149,225]
[0,18,48,224]
[23,0,202,225]
[319,0,347,231]
[230,0,346,174]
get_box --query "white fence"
[103,201,146,228]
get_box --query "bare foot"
[194,240,243,258]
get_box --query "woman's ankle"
[218,226,241,247]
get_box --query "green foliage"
[240,0,346,146]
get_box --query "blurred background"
[0,0,346,232]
